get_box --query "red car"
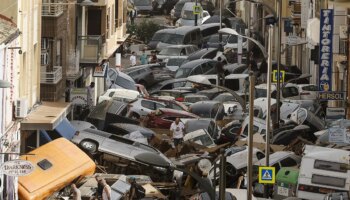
[146,108,199,129]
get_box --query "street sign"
[93,62,109,77]
[318,91,346,101]
[328,127,346,144]
[70,88,88,105]
[193,6,201,14]
[0,160,34,176]
[258,166,275,184]
[272,70,285,82]
[326,108,345,120]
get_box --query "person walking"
[101,178,111,200]
[149,51,158,63]
[130,51,137,66]
[170,118,185,157]
[140,49,148,65]
[86,82,95,109]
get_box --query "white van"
[297,145,350,200]
[175,2,210,27]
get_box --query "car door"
[140,100,157,115]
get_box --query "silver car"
[72,128,172,166]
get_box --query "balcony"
[42,0,65,17]
[78,35,104,64]
[40,66,63,84]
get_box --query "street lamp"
[135,152,215,200]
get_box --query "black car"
[175,59,218,78]
[206,33,230,48]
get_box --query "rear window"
[314,160,348,173]
[302,85,318,91]
[311,174,346,188]
[282,87,299,98]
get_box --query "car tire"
[79,140,98,155]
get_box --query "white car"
[175,2,210,27]
[97,89,140,104]
[296,84,318,100]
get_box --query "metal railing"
[42,0,65,17]
[78,35,103,63]
[40,66,63,84]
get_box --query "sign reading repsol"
[318,92,345,100]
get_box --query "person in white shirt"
[170,118,185,157]
[71,184,81,200]
[130,51,137,66]
[86,82,95,108]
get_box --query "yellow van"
[18,138,96,200]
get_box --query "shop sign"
[318,91,345,100]
[0,160,34,176]
[70,88,88,105]
[319,9,334,92]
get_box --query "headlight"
[164,58,169,63]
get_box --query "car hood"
[135,5,152,10]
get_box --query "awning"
[21,102,72,130]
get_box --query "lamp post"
[135,152,215,200]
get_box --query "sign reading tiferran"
[319,9,334,92]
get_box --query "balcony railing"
[42,0,65,17]
[41,66,63,84]
[78,35,103,64]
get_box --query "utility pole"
[275,0,282,127]
[347,25,350,119]
[219,149,226,200]
[247,71,255,200]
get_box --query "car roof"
[183,2,201,9]
[158,108,198,117]
[258,151,296,165]
[165,44,196,49]
[179,59,214,68]
[174,26,200,35]
[187,48,218,60]
[199,23,221,30]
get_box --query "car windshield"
[182,10,197,20]
[159,48,182,56]
[208,34,229,43]
[192,134,214,146]
[255,88,267,98]
[167,58,186,66]
[213,94,235,102]
[175,68,192,78]
[175,1,186,10]
[134,0,151,6]
[115,76,135,90]
[152,32,167,41]
[163,34,184,44]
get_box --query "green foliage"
[127,19,161,44]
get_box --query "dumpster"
[273,167,299,199]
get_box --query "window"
[314,160,348,173]
[242,125,259,137]
[312,174,346,188]
[191,32,198,43]
[155,103,166,109]
[141,100,156,110]
[192,66,203,75]
[108,92,115,97]
[37,159,52,170]
[161,83,173,90]
[256,152,265,160]
[282,87,299,98]
[280,157,298,167]
[56,39,62,66]
[302,85,318,91]
[201,63,212,73]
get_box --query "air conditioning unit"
[15,98,28,118]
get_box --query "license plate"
[277,186,289,196]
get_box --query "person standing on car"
[86,82,95,109]
[140,49,148,65]
[170,118,185,157]
[216,57,225,86]
[130,51,137,66]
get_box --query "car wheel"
[131,113,140,120]
[79,140,98,154]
